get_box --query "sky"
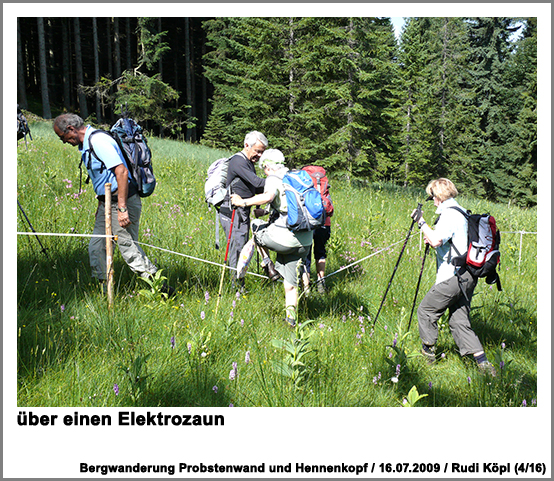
[390,16,406,38]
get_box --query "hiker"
[301,166,334,295]
[230,149,314,327]
[410,178,496,376]
[218,131,268,288]
[53,113,172,295]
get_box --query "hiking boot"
[421,344,436,365]
[284,306,297,327]
[316,279,327,294]
[477,360,497,377]
[161,282,176,298]
[264,260,281,282]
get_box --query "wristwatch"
[118,207,128,213]
[418,219,426,229]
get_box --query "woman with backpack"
[410,178,496,376]
[230,149,314,327]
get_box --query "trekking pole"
[17,199,49,260]
[373,203,422,328]
[214,208,236,319]
[407,243,430,332]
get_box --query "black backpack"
[17,105,32,144]
[87,117,156,198]
[449,206,502,291]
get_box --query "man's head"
[259,149,286,175]
[425,178,458,205]
[243,131,268,163]
[53,113,86,146]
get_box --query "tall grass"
[17,118,538,407]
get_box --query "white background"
[4,3,551,478]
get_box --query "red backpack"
[302,165,334,217]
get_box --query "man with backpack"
[410,178,496,376]
[230,149,315,327]
[218,131,272,288]
[53,113,172,294]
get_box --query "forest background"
[17,15,537,207]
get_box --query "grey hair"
[53,113,84,133]
[244,131,268,149]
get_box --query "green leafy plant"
[271,319,317,389]
[118,352,151,402]
[402,385,428,407]
[138,269,169,305]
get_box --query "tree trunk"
[125,18,132,70]
[114,17,122,79]
[17,18,28,109]
[74,17,89,118]
[184,17,193,142]
[62,18,71,111]
[93,17,102,122]
[36,18,52,119]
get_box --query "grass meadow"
[16,118,538,408]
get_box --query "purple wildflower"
[240,319,244,327]
[205,291,210,304]
[187,343,192,354]
[392,333,398,348]
[500,361,505,370]
[229,403,234,407]
[396,364,401,377]
[245,351,251,364]
[501,342,506,349]
[522,399,527,407]
[60,304,65,312]
[213,385,218,394]
[170,336,176,349]
[113,384,119,396]
[229,362,238,381]
[428,382,432,390]
[467,376,472,385]
[200,311,205,320]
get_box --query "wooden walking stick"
[105,183,114,309]
[214,208,236,319]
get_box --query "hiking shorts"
[252,220,311,286]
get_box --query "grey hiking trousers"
[219,208,251,269]
[89,194,157,281]
[417,269,483,356]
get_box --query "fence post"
[519,231,524,270]
[105,183,114,309]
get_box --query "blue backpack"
[88,117,156,197]
[282,169,325,232]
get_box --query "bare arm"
[230,191,275,208]
[113,163,130,228]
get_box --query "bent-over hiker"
[231,149,314,327]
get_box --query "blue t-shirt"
[79,126,127,196]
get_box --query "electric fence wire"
[16,230,537,281]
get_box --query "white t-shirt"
[433,198,468,284]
